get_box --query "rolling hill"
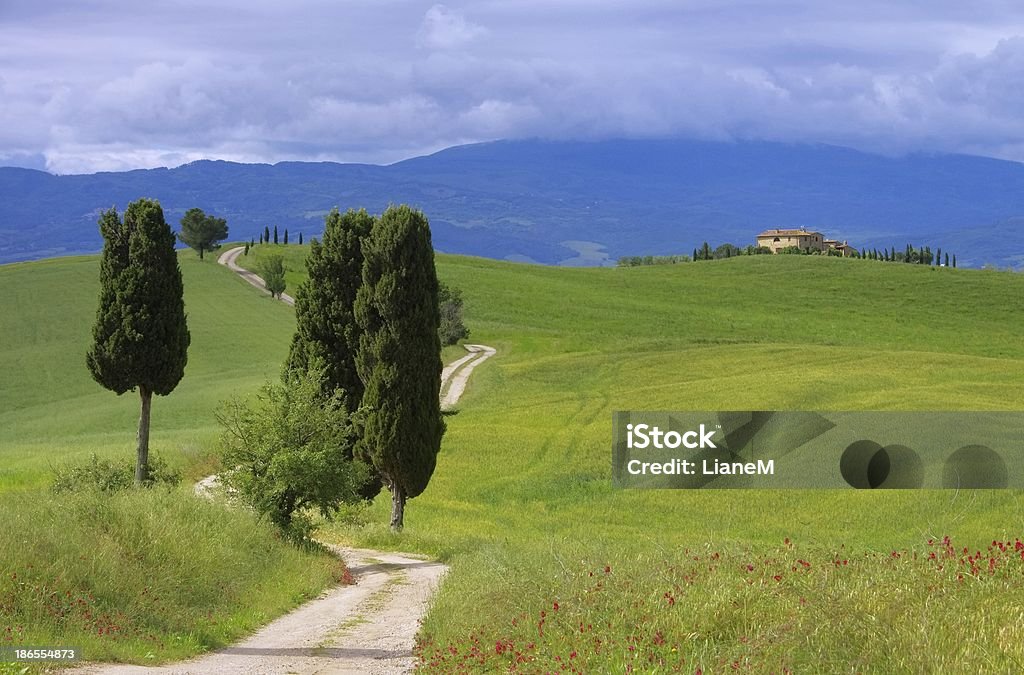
[4,139,1024,267]
[3,249,1024,669]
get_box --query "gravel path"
[71,548,446,675]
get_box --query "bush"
[52,453,180,494]
[438,281,470,346]
[217,366,370,542]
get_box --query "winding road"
[73,247,495,674]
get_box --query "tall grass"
[0,487,346,663]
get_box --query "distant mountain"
[3,139,1024,267]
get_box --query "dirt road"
[217,246,295,305]
[72,548,445,675]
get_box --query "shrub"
[217,366,370,542]
[52,453,180,494]
[438,281,470,346]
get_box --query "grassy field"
[4,243,1024,670]
[244,244,1024,672]
[0,248,347,665]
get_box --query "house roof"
[756,228,822,238]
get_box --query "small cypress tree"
[693,247,698,261]
[244,241,250,256]
[259,232,264,245]
[945,252,950,267]
[701,241,711,261]
[935,248,942,266]
[953,254,957,268]
[355,205,444,531]
[273,225,279,245]
[299,232,304,245]
[264,225,270,244]
[86,199,190,485]
[284,229,289,245]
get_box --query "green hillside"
[245,245,1024,671]
[4,247,1024,670]
[0,252,342,664]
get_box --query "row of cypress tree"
[286,205,445,531]
[255,225,303,246]
[86,199,445,532]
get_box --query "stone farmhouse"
[756,228,856,256]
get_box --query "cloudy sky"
[3,0,1024,173]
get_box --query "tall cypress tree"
[288,208,373,412]
[287,208,380,498]
[284,229,289,245]
[273,225,279,245]
[263,225,270,244]
[355,205,444,531]
[86,199,190,485]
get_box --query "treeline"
[858,244,956,267]
[244,225,304,254]
[619,241,958,266]
[617,242,772,266]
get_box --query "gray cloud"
[3,1,1024,172]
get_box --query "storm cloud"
[3,0,1024,173]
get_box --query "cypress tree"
[693,247,698,261]
[259,233,264,245]
[355,205,444,531]
[288,208,380,499]
[264,225,270,244]
[288,209,373,413]
[953,254,957,268]
[284,229,289,245]
[701,241,711,260]
[273,225,279,245]
[244,241,249,256]
[299,232,304,245]
[936,248,942,266]
[945,252,950,267]
[86,199,190,485]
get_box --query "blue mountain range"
[2,138,1023,267]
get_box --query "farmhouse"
[756,228,856,256]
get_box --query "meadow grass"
[0,249,344,665]
[238,250,1024,672]
[0,487,346,663]
[5,246,1024,670]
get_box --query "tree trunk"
[390,482,406,532]
[135,386,152,486]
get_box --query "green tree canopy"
[177,207,228,260]
[287,208,374,411]
[355,205,445,531]
[86,199,190,485]
[218,365,370,541]
[261,254,286,299]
